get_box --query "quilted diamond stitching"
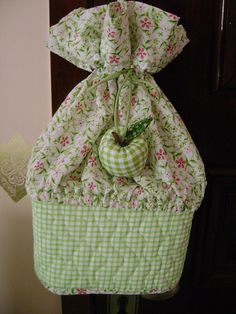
[32,200,193,294]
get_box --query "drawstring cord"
[113,69,132,140]
[87,68,159,140]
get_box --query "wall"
[0,1,61,313]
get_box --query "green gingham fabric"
[99,129,148,177]
[32,200,194,295]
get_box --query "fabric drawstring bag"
[26,0,207,295]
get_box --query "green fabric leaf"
[122,117,153,146]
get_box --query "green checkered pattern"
[32,200,194,295]
[99,129,148,177]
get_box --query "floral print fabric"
[26,0,207,213]
[46,1,189,74]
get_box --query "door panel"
[49,1,236,313]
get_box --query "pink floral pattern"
[136,47,147,59]
[109,55,120,64]
[131,96,137,107]
[173,175,180,185]
[69,175,78,181]
[64,96,71,105]
[140,17,152,29]
[116,176,125,185]
[107,28,116,38]
[34,161,44,170]
[156,149,165,160]
[88,156,97,167]
[75,101,83,111]
[175,157,185,168]
[88,182,96,190]
[102,90,110,101]
[26,1,206,216]
[60,136,70,147]
[135,186,144,195]
[114,2,123,13]
[46,1,190,75]
[80,145,90,157]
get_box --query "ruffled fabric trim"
[28,178,206,213]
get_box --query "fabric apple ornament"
[99,118,152,177]
[97,70,153,177]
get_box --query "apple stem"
[112,132,123,146]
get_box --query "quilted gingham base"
[32,200,194,295]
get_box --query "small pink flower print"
[85,196,93,205]
[109,55,120,64]
[88,182,96,190]
[107,28,116,38]
[88,156,97,167]
[140,17,152,29]
[167,44,175,56]
[34,160,44,170]
[131,199,138,208]
[131,96,137,107]
[101,13,106,21]
[116,176,125,185]
[136,47,147,59]
[75,101,83,111]
[135,186,144,195]
[76,288,88,295]
[64,96,71,105]
[70,175,78,181]
[176,157,185,168]
[150,90,158,97]
[60,136,70,147]
[168,13,178,20]
[149,288,161,294]
[173,175,180,185]
[103,90,110,101]
[156,148,165,160]
[114,2,122,12]
[73,32,80,40]
[80,145,90,157]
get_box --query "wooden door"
[49,1,236,313]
